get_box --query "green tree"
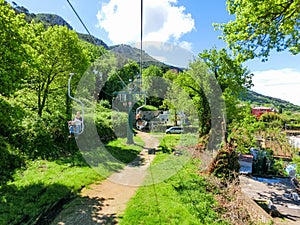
[142,65,165,107]
[25,24,90,117]
[216,0,300,60]
[81,40,106,64]
[0,0,31,95]
[101,61,140,102]
[175,60,214,136]
[93,52,118,101]
[142,65,164,91]
[163,82,197,126]
[163,69,178,81]
[199,48,253,123]
[175,49,252,137]
[228,108,263,153]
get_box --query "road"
[240,175,300,224]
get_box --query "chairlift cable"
[66,0,98,46]
[139,0,160,222]
[140,0,143,87]
[66,0,133,98]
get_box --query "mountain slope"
[240,89,300,111]
[77,33,109,49]
[34,13,73,30]
[109,44,182,70]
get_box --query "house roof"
[252,106,272,110]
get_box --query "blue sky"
[7,0,300,106]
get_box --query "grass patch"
[0,136,144,225]
[119,134,227,224]
[151,133,197,166]
[0,160,102,225]
[141,105,158,111]
[119,160,228,225]
[156,133,198,154]
[105,135,144,163]
[144,133,196,185]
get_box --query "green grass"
[0,136,144,225]
[119,134,227,225]
[119,160,228,225]
[106,135,144,163]
[140,105,158,111]
[152,133,197,164]
[141,133,197,185]
[0,160,102,225]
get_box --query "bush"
[208,144,240,183]
[95,117,117,143]
[0,96,25,143]
[95,102,138,143]
[111,111,128,138]
[13,112,71,160]
[260,112,284,128]
[0,136,25,184]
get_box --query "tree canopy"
[24,24,91,117]
[175,60,217,136]
[0,0,31,95]
[199,48,253,122]
[216,0,300,61]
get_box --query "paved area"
[240,175,300,224]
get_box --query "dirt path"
[50,132,159,225]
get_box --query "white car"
[165,126,183,134]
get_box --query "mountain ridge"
[241,89,300,111]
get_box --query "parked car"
[165,126,183,134]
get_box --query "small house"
[251,106,277,119]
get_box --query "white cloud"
[96,0,195,48]
[132,41,195,68]
[251,68,300,106]
[178,41,192,52]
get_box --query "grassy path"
[50,131,159,225]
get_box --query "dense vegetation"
[0,2,113,223]
[216,0,300,61]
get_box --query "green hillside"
[240,89,300,112]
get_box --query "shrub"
[0,136,25,184]
[208,144,240,183]
[111,111,128,139]
[94,117,117,143]
[0,96,25,145]
[14,112,70,160]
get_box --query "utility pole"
[126,82,134,144]
[124,0,144,144]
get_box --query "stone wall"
[240,192,273,224]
